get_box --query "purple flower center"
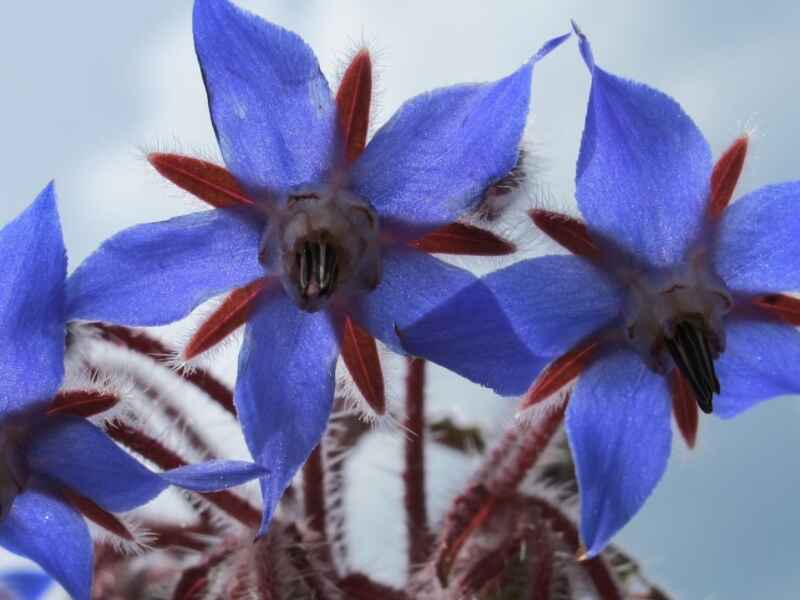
[622,252,732,412]
[265,184,381,312]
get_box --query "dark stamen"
[665,320,720,414]
[298,236,339,300]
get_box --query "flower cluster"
[3,0,799,598]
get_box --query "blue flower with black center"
[484,24,800,556]
[0,183,263,600]
[65,0,568,535]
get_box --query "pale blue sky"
[2,2,799,598]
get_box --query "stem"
[92,323,236,415]
[403,357,431,573]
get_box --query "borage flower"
[0,184,263,600]
[66,0,566,534]
[481,26,800,555]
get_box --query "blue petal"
[66,209,263,326]
[235,287,338,535]
[574,27,712,267]
[567,347,671,556]
[24,417,264,511]
[0,570,52,600]
[350,34,569,236]
[0,182,66,417]
[0,488,91,600]
[714,317,800,418]
[353,245,543,395]
[484,255,623,358]
[714,182,800,294]
[194,0,336,197]
[23,417,166,512]
[160,460,266,492]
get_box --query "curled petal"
[714,182,800,294]
[66,210,264,326]
[0,182,66,415]
[194,0,336,197]
[714,318,800,418]
[24,417,263,512]
[484,255,623,357]
[0,488,91,600]
[567,347,672,555]
[574,26,712,267]
[352,245,542,395]
[235,288,339,535]
[351,33,570,237]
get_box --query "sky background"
[2,1,799,598]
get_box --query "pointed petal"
[235,288,339,535]
[352,245,542,395]
[567,347,672,555]
[23,417,167,512]
[148,153,254,209]
[66,210,264,326]
[336,49,372,164]
[0,182,66,415]
[574,28,712,267]
[521,338,601,409]
[0,571,52,600]
[708,136,749,219]
[0,489,91,600]
[47,390,119,418]
[160,461,266,492]
[351,34,569,236]
[714,318,800,418]
[714,182,800,294]
[483,255,623,357]
[193,0,336,197]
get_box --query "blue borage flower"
[0,184,263,600]
[65,0,567,534]
[483,25,800,555]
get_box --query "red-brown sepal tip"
[670,370,699,449]
[409,222,516,256]
[47,390,119,418]
[708,135,749,220]
[752,293,800,326]
[341,316,386,415]
[148,153,253,209]
[336,49,372,164]
[521,338,600,410]
[529,209,601,261]
[184,278,267,360]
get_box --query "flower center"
[623,257,732,413]
[269,185,381,312]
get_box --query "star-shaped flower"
[0,184,263,600]
[66,0,567,534]
[484,25,800,555]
